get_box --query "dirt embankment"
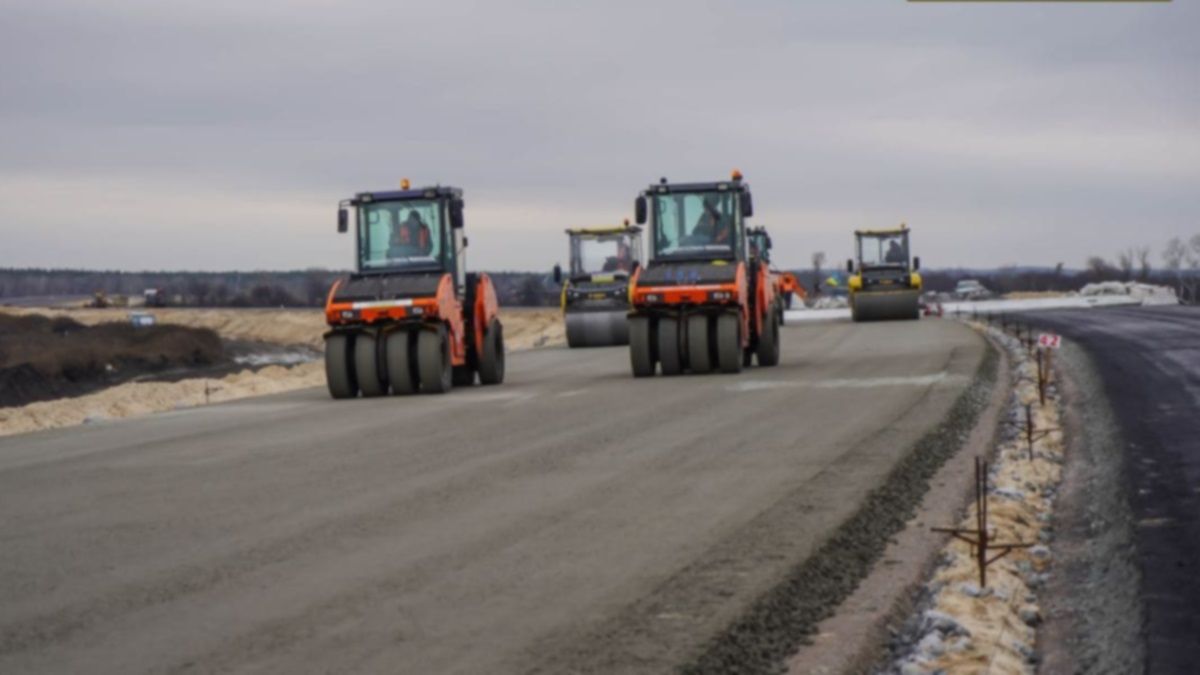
[1,306,564,351]
[0,314,223,408]
[0,307,564,437]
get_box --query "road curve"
[0,319,984,674]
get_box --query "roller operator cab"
[323,182,505,399]
[846,224,922,322]
[553,224,644,348]
[628,171,782,377]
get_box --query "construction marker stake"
[932,457,1034,588]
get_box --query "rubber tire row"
[325,321,504,399]
[630,310,779,377]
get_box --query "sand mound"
[0,306,564,437]
[0,362,323,438]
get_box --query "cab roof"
[564,225,642,236]
[855,223,909,237]
[353,186,462,204]
[641,179,748,195]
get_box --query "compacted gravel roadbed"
[1024,306,1200,674]
[0,319,984,674]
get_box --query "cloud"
[0,0,1196,271]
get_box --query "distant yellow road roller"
[846,224,921,322]
[553,224,643,347]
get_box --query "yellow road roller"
[846,224,921,322]
[553,224,643,347]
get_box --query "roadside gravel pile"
[885,326,1065,675]
[682,339,999,675]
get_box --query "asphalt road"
[0,319,983,674]
[1024,306,1200,673]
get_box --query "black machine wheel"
[716,313,742,374]
[686,314,711,374]
[418,325,453,394]
[478,319,505,385]
[324,333,357,399]
[354,332,387,397]
[629,316,655,377]
[657,316,682,376]
[756,307,781,367]
[385,330,418,395]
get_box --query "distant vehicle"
[143,288,167,307]
[847,223,921,322]
[128,312,156,327]
[954,279,991,300]
[554,223,643,348]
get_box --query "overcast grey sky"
[1,0,1196,272]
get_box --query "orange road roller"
[323,181,505,398]
[628,171,782,376]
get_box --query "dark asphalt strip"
[1021,306,1200,674]
[681,336,1000,675]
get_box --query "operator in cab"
[693,196,731,245]
[602,240,634,273]
[390,210,432,257]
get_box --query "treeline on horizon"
[0,268,562,308]
[1,262,1197,308]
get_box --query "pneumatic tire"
[686,315,711,374]
[716,313,742,374]
[354,332,387,397]
[418,325,453,394]
[756,308,781,367]
[478,320,505,385]
[629,316,655,377]
[324,333,357,399]
[385,330,418,395]
[657,316,682,376]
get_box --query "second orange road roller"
[627,171,782,376]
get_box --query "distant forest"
[0,268,563,308]
[1,257,1197,308]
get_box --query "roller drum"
[565,310,630,347]
[851,289,921,322]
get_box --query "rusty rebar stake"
[932,458,1034,588]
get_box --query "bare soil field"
[0,314,223,408]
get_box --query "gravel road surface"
[0,319,983,674]
[1024,306,1200,673]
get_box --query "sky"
[1,0,1196,272]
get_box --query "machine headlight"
[644,293,661,303]
[709,290,733,301]
[340,310,357,320]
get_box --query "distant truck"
[143,289,168,307]
[953,279,991,300]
